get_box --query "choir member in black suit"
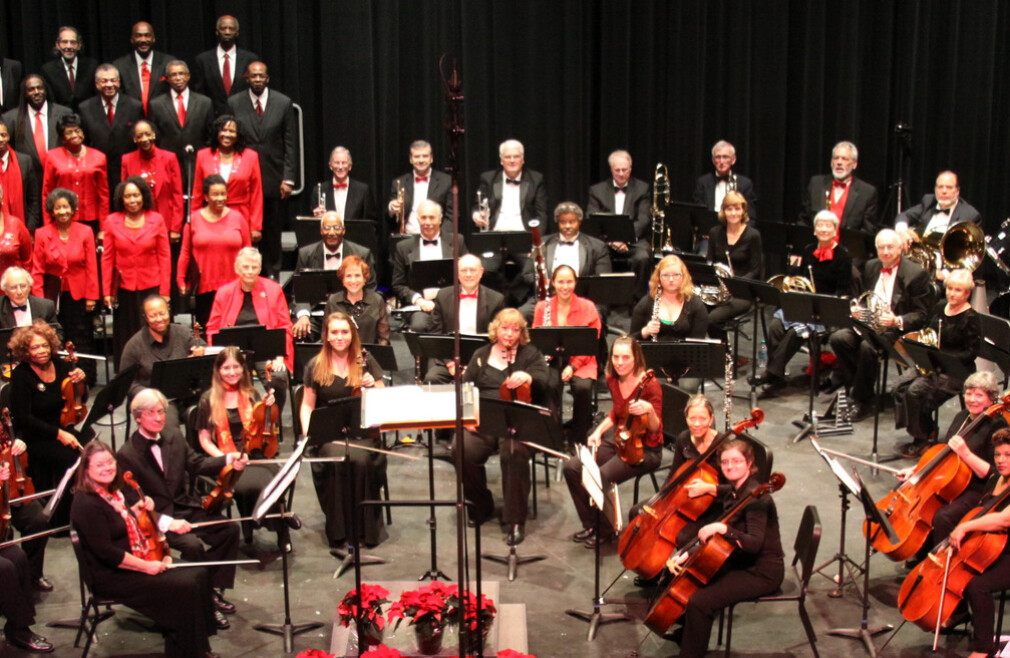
[587,149,652,293]
[386,140,453,234]
[147,61,214,167]
[40,27,97,111]
[78,64,144,191]
[753,211,851,397]
[1,75,72,170]
[799,141,878,234]
[0,48,22,114]
[228,62,299,278]
[0,120,42,230]
[111,22,175,113]
[191,15,260,116]
[706,190,762,341]
[312,146,377,222]
[116,387,245,621]
[894,268,980,458]
[693,141,759,220]
[71,441,222,656]
[0,267,57,329]
[895,171,982,278]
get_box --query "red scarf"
[0,152,25,222]
[97,488,148,559]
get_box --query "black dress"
[630,294,709,341]
[303,352,388,547]
[707,225,762,338]
[71,490,216,658]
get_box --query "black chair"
[718,504,822,657]
[632,382,690,505]
[68,530,123,657]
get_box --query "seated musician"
[9,321,86,529]
[196,347,283,548]
[828,228,933,422]
[116,387,245,628]
[0,267,57,329]
[300,311,387,549]
[563,335,661,549]
[70,441,222,657]
[630,254,709,392]
[661,439,784,654]
[385,140,453,236]
[389,199,462,332]
[455,308,549,546]
[532,264,601,445]
[291,211,376,341]
[751,211,851,398]
[120,295,206,401]
[2,411,53,593]
[894,268,980,458]
[206,248,292,411]
[945,428,1010,658]
[321,255,389,345]
[705,191,762,342]
[0,462,54,654]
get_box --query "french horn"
[767,274,816,293]
[697,262,733,305]
[849,291,889,333]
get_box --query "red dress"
[120,148,184,234]
[0,214,33,274]
[191,148,263,232]
[176,209,251,294]
[41,147,110,224]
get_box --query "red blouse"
[191,148,264,232]
[532,294,601,380]
[0,214,33,275]
[177,209,252,294]
[121,147,184,234]
[31,221,99,301]
[42,147,110,224]
[101,212,172,296]
[606,374,664,449]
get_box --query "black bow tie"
[422,239,438,246]
[148,437,163,448]
[614,186,627,193]
[11,304,26,312]
[558,240,576,246]
[936,207,951,216]
[325,252,341,261]
[505,178,521,186]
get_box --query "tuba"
[849,291,889,333]
[651,163,671,254]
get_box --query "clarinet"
[649,290,661,342]
[542,295,552,327]
[724,331,734,429]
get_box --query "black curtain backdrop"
[3,0,1007,246]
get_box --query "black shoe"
[571,528,594,542]
[849,402,875,423]
[899,441,929,460]
[661,625,684,645]
[747,373,770,387]
[213,592,236,615]
[5,628,54,653]
[757,379,786,399]
[213,610,230,630]
[505,523,525,546]
[285,514,303,530]
[633,574,660,589]
[584,531,615,549]
[904,555,924,570]
[31,576,53,592]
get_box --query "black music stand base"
[482,543,545,583]
[565,506,631,641]
[330,545,386,579]
[825,531,892,657]
[813,485,865,599]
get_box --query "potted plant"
[387,581,455,654]
[361,647,403,658]
[337,583,391,648]
[448,586,497,655]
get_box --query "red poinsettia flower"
[361,646,403,658]
[295,649,335,658]
[337,584,390,629]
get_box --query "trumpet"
[394,179,406,234]
[651,163,671,254]
[476,189,491,232]
[824,188,832,210]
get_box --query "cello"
[613,370,656,466]
[246,364,279,459]
[864,392,1010,561]
[618,408,764,578]
[644,472,786,634]
[60,342,87,427]
[123,470,170,562]
[0,408,33,500]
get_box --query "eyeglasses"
[142,408,167,417]
[660,272,684,280]
[5,283,29,291]
[720,458,748,466]
[321,226,345,233]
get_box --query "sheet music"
[579,445,604,510]
[360,383,477,428]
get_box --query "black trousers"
[828,327,885,404]
[707,298,752,342]
[893,373,961,443]
[168,507,241,590]
[113,286,158,368]
[10,500,48,579]
[58,292,97,384]
[453,431,532,526]
[0,545,35,630]
[965,551,1010,654]
[545,370,595,445]
[259,196,287,279]
[764,317,804,379]
[310,438,388,547]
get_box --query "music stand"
[293,216,321,247]
[667,201,716,252]
[411,333,487,366]
[362,343,398,375]
[583,213,636,245]
[294,343,323,379]
[840,228,872,264]
[477,397,563,581]
[408,259,454,291]
[574,273,638,307]
[529,327,598,365]
[683,260,723,290]
[899,340,973,382]
[344,219,381,258]
[639,340,726,385]
[722,277,780,405]
[809,438,867,599]
[213,325,286,362]
[467,231,532,262]
[80,364,138,451]
[251,437,324,652]
[307,398,386,578]
[779,291,851,442]
[853,323,907,468]
[291,270,341,307]
[150,355,217,407]
[760,222,816,276]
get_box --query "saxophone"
[476,189,490,232]
[649,290,661,342]
[651,163,670,254]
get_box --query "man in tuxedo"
[586,149,651,292]
[390,200,464,331]
[0,46,22,114]
[112,22,175,114]
[192,15,259,115]
[117,388,245,627]
[693,140,758,219]
[0,267,56,329]
[386,140,453,235]
[40,26,97,111]
[895,171,982,279]
[471,138,548,233]
[0,121,41,229]
[147,60,214,167]
[228,62,298,279]
[828,229,934,421]
[312,146,376,221]
[78,64,144,190]
[800,141,878,234]
[291,212,376,340]
[1,75,72,170]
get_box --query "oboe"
[724,331,735,429]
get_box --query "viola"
[202,405,252,514]
[351,348,368,397]
[0,409,33,500]
[498,346,533,403]
[864,393,1010,561]
[0,443,12,543]
[60,342,88,427]
[618,408,764,578]
[246,363,279,459]
[614,370,656,466]
[897,481,1010,632]
[644,472,786,634]
[123,470,169,562]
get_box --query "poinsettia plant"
[447,585,497,631]
[295,649,335,658]
[337,583,391,629]
[495,651,536,658]
[387,580,455,630]
[361,646,403,658]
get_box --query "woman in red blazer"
[190,115,263,241]
[0,182,33,275]
[102,176,172,364]
[41,114,109,232]
[120,120,184,240]
[32,188,99,382]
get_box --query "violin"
[246,363,279,459]
[0,409,33,500]
[0,444,12,543]
[614,369,656,466]
[60,342,87,427]
[644,472,786,634]
[897,481,1010,632]
[498,347,532,403]
[864,393,1010,561]
[618,408,764,578]
[351,348,368,397]
[202,401,253,513]
[123,470,169,562]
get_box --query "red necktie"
[415,176,428,183]
[255,98,263,117]
[67,63,76,90]
[332,182,348,189]
[460,292,478,299]
[33,111,47,167]
[222,52,232,95]
[106,101,115,125]
[176,93,186,126]
[140,61,151,113]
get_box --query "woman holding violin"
[322,255,390,345]
[197,346,280,547]
[300,311,387,548]
[70,441,220,658]
[563,335,661,549]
